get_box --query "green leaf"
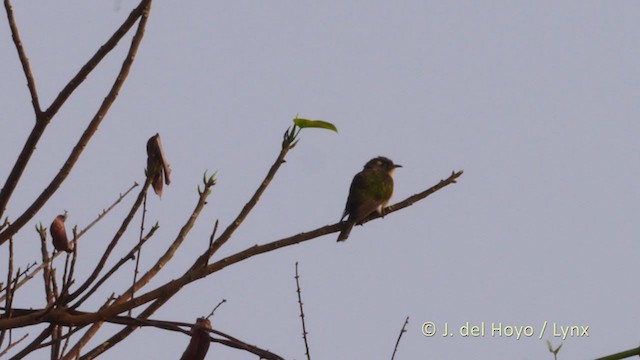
[293,118,338,133]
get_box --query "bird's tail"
[337,220,355,242]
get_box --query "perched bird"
[337,156,401,242]
[50,212,72,253]
[146,133,171,197]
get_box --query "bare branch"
[8,326,51,360]
[67,179,151,303]
[595,346,640,360]
[70,223,158,310]
[0,183,137,303]
[50,269,60,305]
[390,316,409,360]
[129,192,148,315]
[37,226,53,304]
[295,262,311,360]
[3,0,42,116]
[63,167,213,358]
[0,170,462,333]
[77,182,138,239]
[87,171,466,319]
[205,299,226,320]
[0,332,28,358]
[202,219,219,266]
[0,0,153,245]
[63,228,78,297]
[0,237,15,349]
[208,136,293,257]
[0,262,35,294]
[58,326,72,359]
[72,140,297,357]
[206,170,464,274]
[0,1,149,225]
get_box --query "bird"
[146,133,172,197]
[50,212,72,253]
[337,156,401,242]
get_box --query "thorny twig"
[295,262,312,360]
[391,316,409,360]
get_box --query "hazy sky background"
[1,1,639,359]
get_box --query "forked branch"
[0,0,152,245]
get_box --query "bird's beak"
[394,164,402,168]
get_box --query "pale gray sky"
[1,1,639,359]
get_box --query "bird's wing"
[344,170,385,224]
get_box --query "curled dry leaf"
[146,133,172,197]
[179,317,212,360]
[50,214,72,253]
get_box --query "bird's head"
[364,156,402,174]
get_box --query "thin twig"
[61,251,71,297]
[0,262,36,294]
[67,179,151,303]
[70,223,158,310]
[58,295,114,359]
[8,326,50,360]
[0,237,15,348]
[55,231,77,309]
[76,135,296,357]
[0,0,147,229]
[58,326,72,359]
[208,128,298,258]
[129,192,147,316]
[0,333,28,357]
[37,226,53,304]
[205,299,226,320]
[50,269,59,305]
[202,219,219,266]
[63,228,78,295]
[390,316,409,360]
[2,0,42,117]
[0,183,137,302]
[0,217,8,232]
[295,262,311,360]
[40,293,115,350]
[77,182,138,239]
[0,0,152,245]
[37,325,85,349]
[64,155,212,359]
[595,346,640,360]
